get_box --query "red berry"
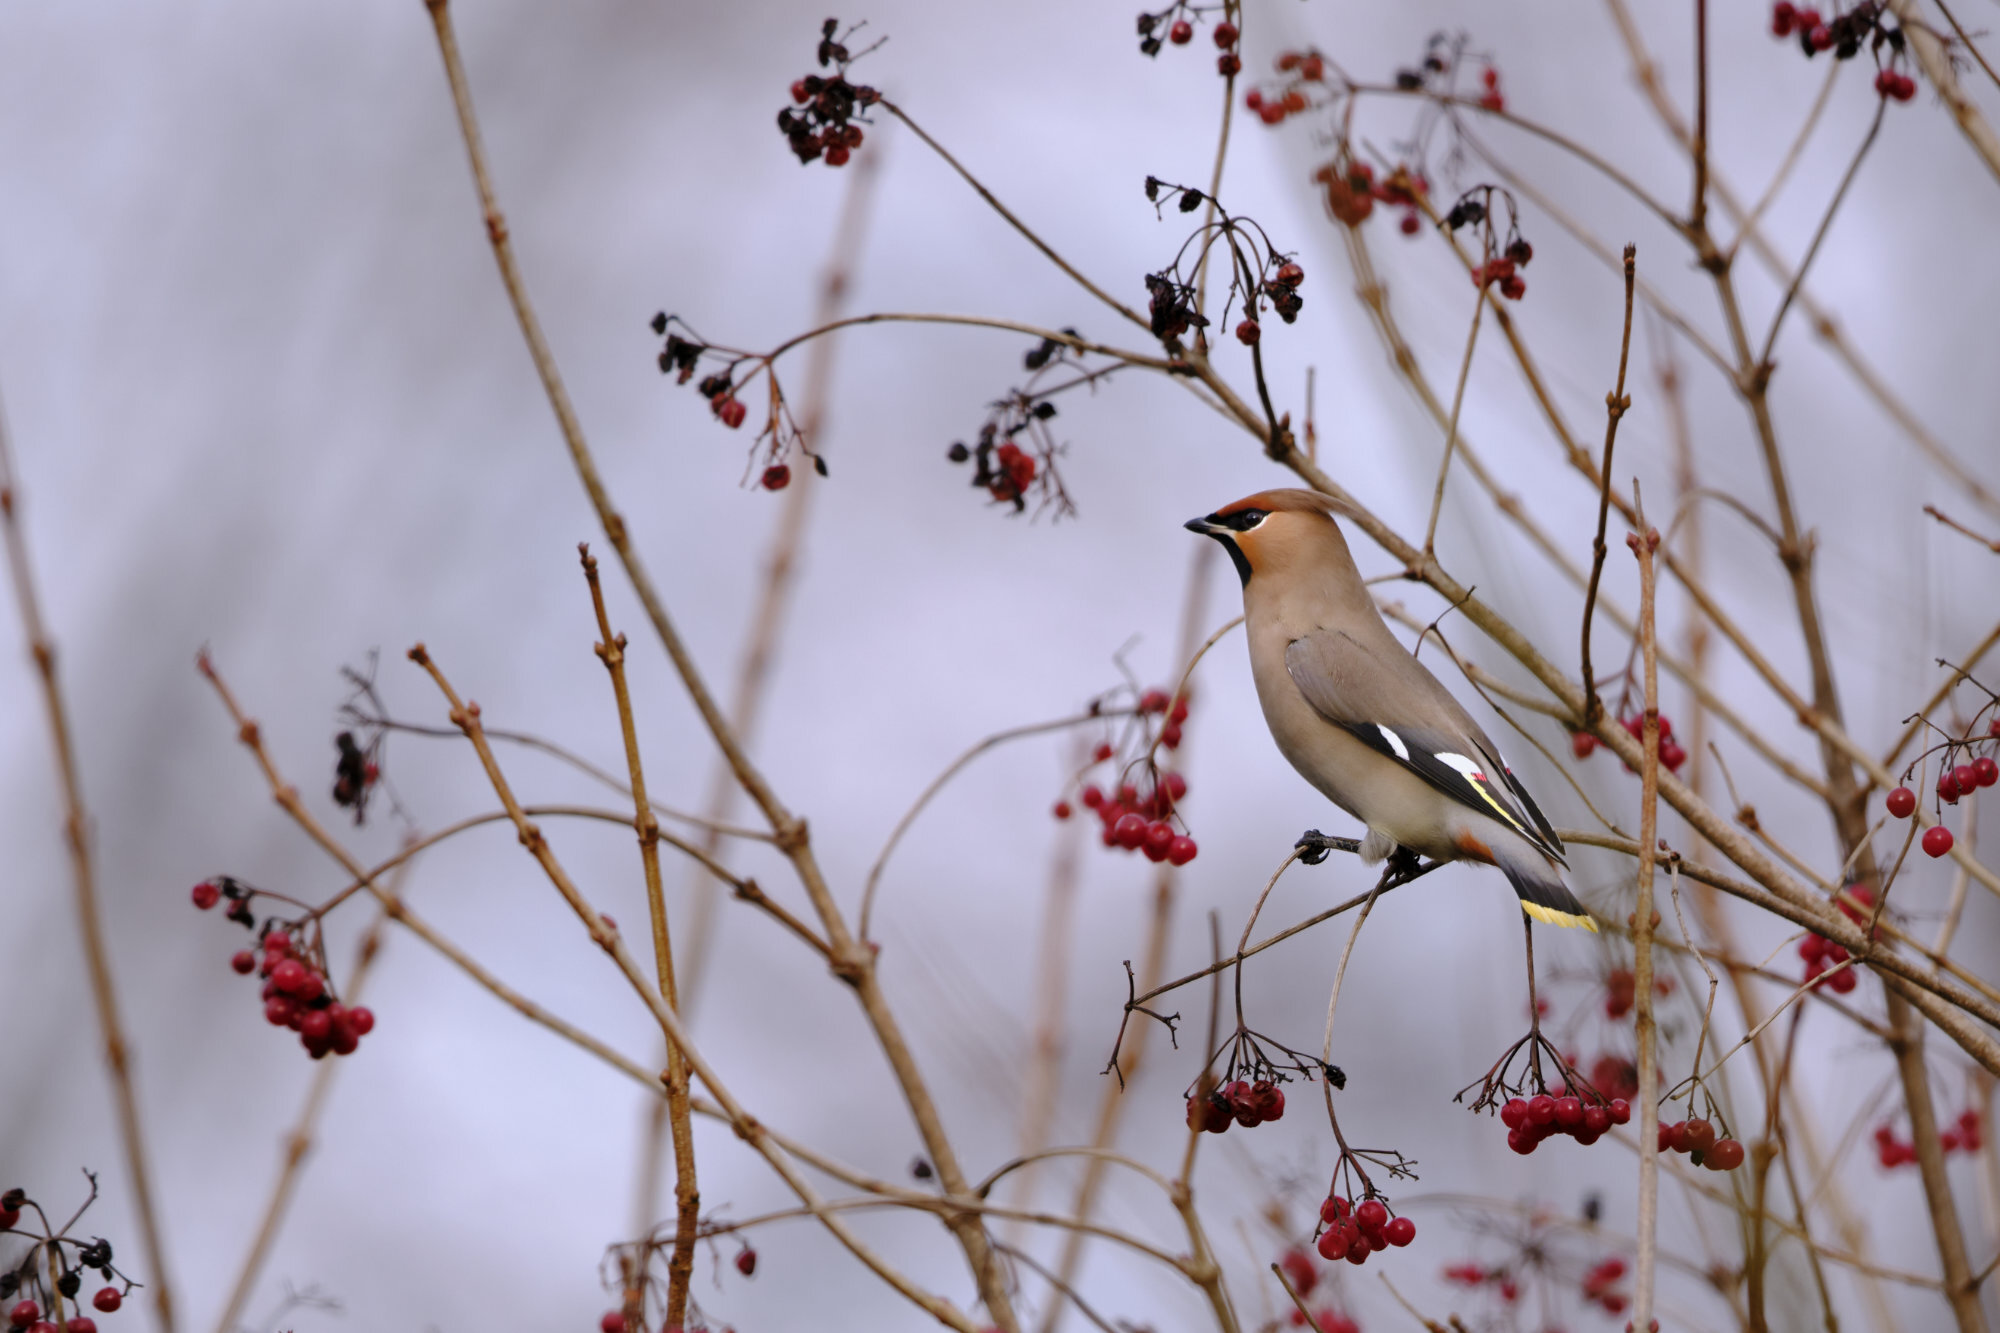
[1356,1199,1388,1229]
[1142,821,1175,863]
[1939,769,1962,804]
[1507,1127,1537,1155]
[191,880,221,910]
[11,1304,40,1329]
[1080,784,1104,809]
[1555,1096,1584,1129]
[1956,764,1980,796]
[1235,319,1261,346]
[66,1320,96,1333]
[299,1009,332,1043]
[264,997,296,1027]
[716,396,747,429]
[1320,1195,1349,1224]
[1657,1122,1679,1152]
[1161,722,1183,748]
[1682,1118,1717,1153]
[1244,89,1264,110]
[1886,785,1916,818]
[824,144,851,167]
[1499,1097,1529,1128]
[1258,102,1287,125]
[231,950,256,975]
[1163,772,1189,800]
[91,1292,120,1315]
[1808,22,1832,49]
[1659,739,1687,771]
[1052,800,1072,820]
[1316,1227,1349,1261]
[1772,1,1796,35]
[736,1246,757,1276]
[346,1005,375,1036]
[1300,55,1324,81]
[1212,21,1239,48]
[1527,1094,1556,1126]
[1218,53,1242,76]
[1500,275,1526,301]
[1093,743,1114,763]
[761,464,791,491]
[1610,1099,1631,1124]
[1707,1138,1745,1171]
[600,1314,626,1333]
[1399,211,1420,236]
[1924,825,1956,858]
[1112,813,1147,849]
[1384,1215,1415,1246]
[1167,835,1198,866]
[271,959,308,994]
[1874,69,1898,97]
[1583,1103,1612,1135]
[1828,967,1858,994]
[1976,757,1998,788]
[1169,20,1193,44]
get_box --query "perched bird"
[1187,488,1595,930]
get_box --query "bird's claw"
[1294,829,1360,865]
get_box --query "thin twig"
[0,390,177,1332]
[1580,244,1638,726]
[1629,504,1663,1332]
[582,548,698,1328]
[1420,284,1487,559]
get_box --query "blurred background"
[3,1,1997,1329]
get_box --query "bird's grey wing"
[1284,629,1565,863]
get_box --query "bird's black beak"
[1184,515,1223,536]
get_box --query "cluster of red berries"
[7,1299,119,1333]
[1134,7,1240,75]
[1311,160,1426,234]
[1936,754,1998,803]
[1874,1110,1982,1167]
[1798,933,1860,993]
[1570,712,1689,771]
[1236,261,1306,344]
[1499,1091,1630,1153]
[194,892,379,1061]
[1075,775,1197,864]
[1655,1116,1746,1171]
[1580,1256,1632,1315]
[1884,732,1998,857]
[777,21,878,168]
[1443,1263,1519,1302]
[1314,1196,1415,1266]
[1470,241,1532,301]
[1601,967,1672,1020]
[1771,4,1918,96]
[1243,49,1327,124]
[1186,1078,1285,1132]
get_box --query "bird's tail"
[1493,843,1597,932]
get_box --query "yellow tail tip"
[1522,900,1598,932]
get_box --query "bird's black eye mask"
[1207,508,1269,531]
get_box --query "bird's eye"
[1225,509,1269,531]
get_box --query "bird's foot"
[1294,829,1362,865]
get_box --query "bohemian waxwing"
[1187,488,1595,931]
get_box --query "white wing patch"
[1435,751,1532,834]
[1376,725,1410,761]
[1435,751,1485,781]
